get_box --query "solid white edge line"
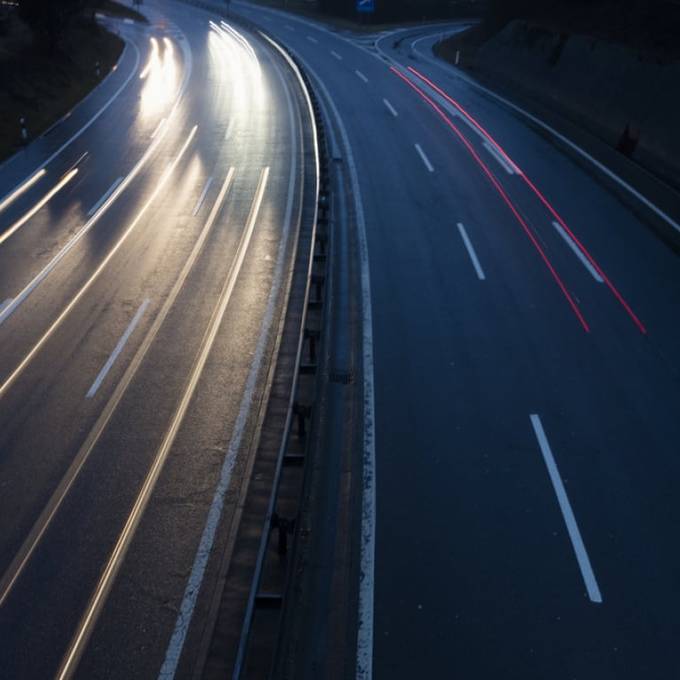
[0,299,12,315]
[415,143,434,172]
[530,414,603,604]
[86,298,150,398]
[192,176,214,216]
[0,41,140,209]
[158,54,302,680]
[483,140,516,175]
[456,222,486,280]
[355,69,369,83]
[552,221,604,283]
[383,98,398,117]
[87,177,123,218]
[331,50,343,60]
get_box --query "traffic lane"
[0,165,269,680]
[381,39,680,351]
[340,111,604,679]
[77,146,304,680]
[0,0,290,552]
[288,31,678,412]
[0,35,300,680]
[386,68,640,332]
[0,15,262,377]
[270,19,679,352]
[0,112,201,385]
[0,27,296,576]
[266,19,673,676]
[220,6,680,676]
[0,149,207,564]
[336,81,680,678]
[69,36,306,679]
[273,37,611,338]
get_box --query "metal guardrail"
[173,1,330,675]
[231,29,328,680]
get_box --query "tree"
[19,0,85,50]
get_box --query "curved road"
[0,4,313,678]
[223,3,680,680]
[1,1,679,679]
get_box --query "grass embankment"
[435,1,680,67]
[0,0,148,164]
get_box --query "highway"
[0,4,316,678]
[222,4,680,680]
[0,0,679,678]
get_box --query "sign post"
[356,0,375,24]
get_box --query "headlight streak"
[0,169,78,247]
[210,20,262,84]
[0,125,197,404]
[0,25,193,329]
[208,20,264,137]
[0,169,47,215]
[140,37,178,119]
[139,37,159,80]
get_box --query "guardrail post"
[271,513,295,556]
[292,402,311,438]
[311,274,324,305]
[304,328,320,363]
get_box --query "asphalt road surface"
[0,4,312,678]
[1,1,679,679]
[225,4,680,680]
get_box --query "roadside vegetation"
[434,0,680,188]
[437,0,680,66]
[0,1,145,163]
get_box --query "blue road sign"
[357,0,375,13]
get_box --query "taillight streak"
[391,66,590,333]
[407,66,646,334]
